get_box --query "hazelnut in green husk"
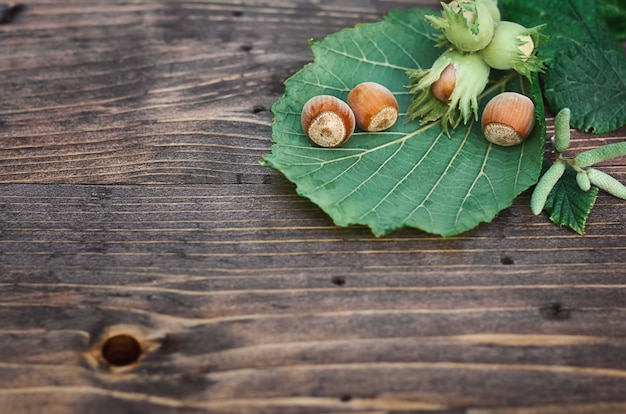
[478,21,548,79]
[475,0,500,23]
[406,49,491,133]
[425,1,495,52]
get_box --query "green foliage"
[543,46,626,134]
[543,162,598,235]
[501,0,626,133]
[501,0,621,57]
[599,0,626,40]
[262,8,545,237]
[533,120,625,233]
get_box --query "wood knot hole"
[101,334,142,367]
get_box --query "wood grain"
[1,1,625,413]
[1,184,625,412]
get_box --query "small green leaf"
[543,46,626,134]
[262,8,545,237]
[543,162,599,235]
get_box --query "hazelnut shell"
[481,92,535,147]
[301,95,355,147]
[431,64,456,104]
[347,82,399,132]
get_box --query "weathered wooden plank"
[1,0,626,412]
[2,322,626,412]
[2,1,621,185]
[0,184,625,272]
[0,0,438,185]
[0,183,625,412]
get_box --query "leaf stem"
[478,71,518,101]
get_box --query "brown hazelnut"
[431,63,456,103]
[481,92,535,147]
[301,95,355,147]
[347,82,399,132]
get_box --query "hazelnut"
[481,92,535,147]
[431,63,456,103]
[301,95,355,147]
[347,82,399,132]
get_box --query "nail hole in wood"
[339,394,352,403]
[0,4,26,25]
[331,276,346,287]
[232,10,243,17]
[539,302,571,321]
[500,255,515,265]
[101,334,142,367]
[251,104,267,114]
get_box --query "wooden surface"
[1,1,625,413]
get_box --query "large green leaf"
[543,46,626,134]
[501,0,626,133]
[501,0,622,58]
[262,8,545,237]
[599,0,626,40]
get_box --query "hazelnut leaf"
[543,46,626,134]
[542,162,599,235]
[501,0,626,133]
[261,8,545,237]
[598,0,626,40]
[501,0,622,58]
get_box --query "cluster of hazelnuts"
[301,82,535,148]
[301,82,399,148]
[301,0,543,149]
[405,0,544,147]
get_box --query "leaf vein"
[320,45,415,72]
